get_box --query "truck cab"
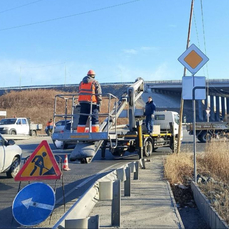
[154,111,182,138]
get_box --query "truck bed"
[187,122,229,131]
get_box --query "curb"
[166,181,185,229]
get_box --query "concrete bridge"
[145,79,229,122]
[0,79,228,123]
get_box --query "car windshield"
[55,120,69,126]
[0,119,17,125]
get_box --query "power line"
[199,0,210,98]
[0,0,141,32]
[0,0,44,14]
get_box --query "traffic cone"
[63,154,71,171]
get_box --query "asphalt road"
[0,127,205,228]
[0,136,143,228]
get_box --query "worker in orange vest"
[45,118,54,136]
[77,70,102,133]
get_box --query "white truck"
[0,117,42,136]
[0,134,22,178]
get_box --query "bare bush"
[164,152,193,184]
[165,142,229,225]
[199,142,229,184]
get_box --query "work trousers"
[145,115,154,133]
[77,103,99,132]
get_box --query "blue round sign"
[12,182,55,226]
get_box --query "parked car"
[53,120,71,133]
[52,121,74,149]
[0,134,22,178]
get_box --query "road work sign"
[14,140,61,181]
[178,44,209,75]
[12,182,55,226]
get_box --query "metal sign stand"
[179,43,209,183]
[192,97,197,182]
[192,85,206,182]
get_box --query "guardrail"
[191,182,228,229]
[53,159,146,229]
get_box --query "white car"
[0,134,22,178]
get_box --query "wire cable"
[200,0,210,99]
[0,0,141,32]
[0,0,44,14]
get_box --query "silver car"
[0,135,22,178]
[54,120,71,133]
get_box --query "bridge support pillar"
[215,96,220,121]
[204,97,209,121]
[210,95,215,121]
[227,98,229,115]
[197,100,203,121]
[221,97,225,121]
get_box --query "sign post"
[178,44,209,182]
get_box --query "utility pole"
[177,0,194,154]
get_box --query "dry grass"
[198,142,229,184]
[164,142,229,225]
[0,89,76,134]
[164,152,193,184]
[0,89,128,134]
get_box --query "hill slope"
[0,89,72,133]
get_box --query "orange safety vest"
[47,121,53,126]
[78,81,98,103]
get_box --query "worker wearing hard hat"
[77,70,102,133]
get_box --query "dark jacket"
[145,101,156,116]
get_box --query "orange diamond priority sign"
[178,44,209,75]
[15,140,62,181]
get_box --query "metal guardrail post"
[129,162,136,173]
[111,180,121,227]
[134,161,139,180]
[117,168,126,181]
[124,167,131,196]
[99,181,113,200]
[65,215,99,229]
[139,158,146,169]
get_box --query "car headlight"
[3,127,9,130]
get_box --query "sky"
[0,0,228,87]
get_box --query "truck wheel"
[30,130,37,136]
[112,149,125,157]
[199,131,211,143]
[143,138,153,157]
[6,157,20,178]
[10,129,16,135]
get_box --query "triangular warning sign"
[15,140,62,181]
